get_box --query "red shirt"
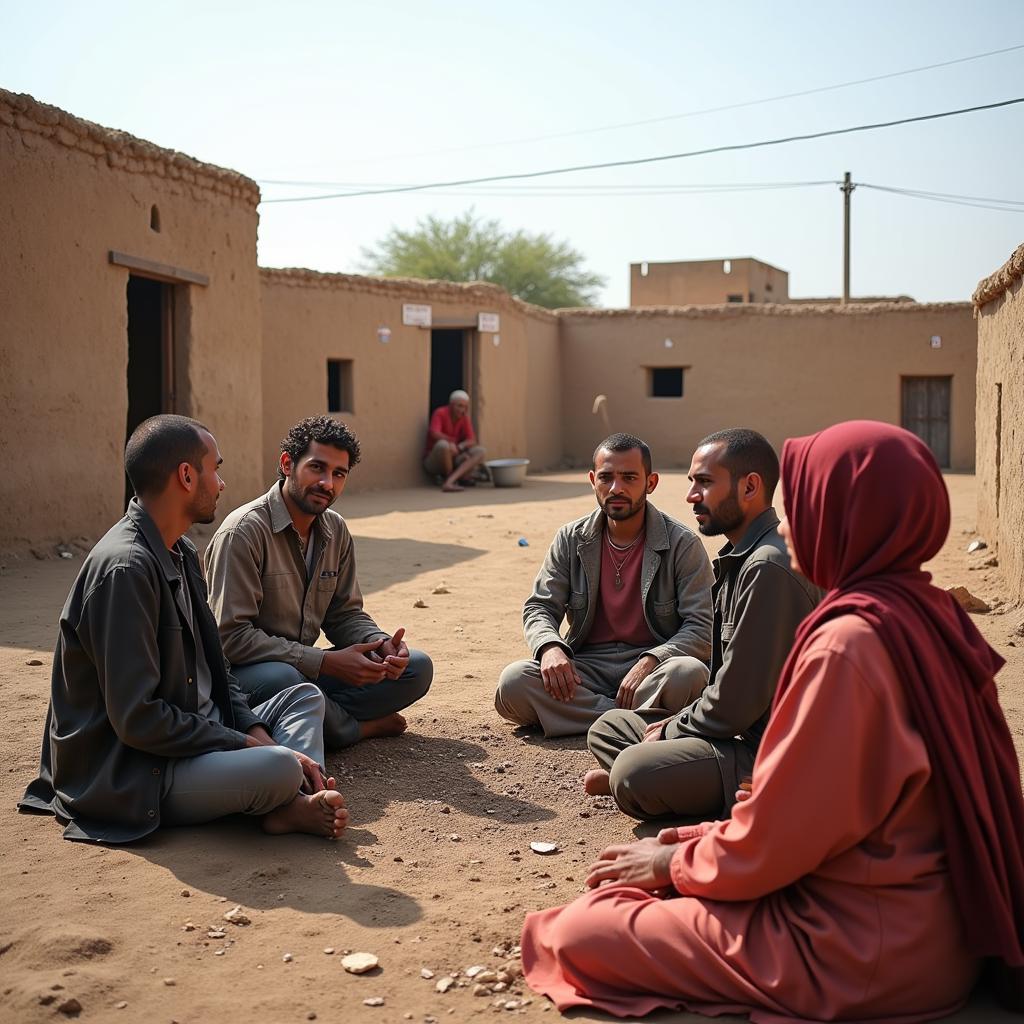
[587,531,655,647]
[424,405,476,457]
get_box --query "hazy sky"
[3,1,1022,305]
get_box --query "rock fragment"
[420,967,435,979]
[57,998,82,1016]
[435,976,455,993]
[25,658,43,666]
[946,586,991,613]
[282,953,293,963]
[967,539,988,553]
[413,599,428,608]
[223,905,250,925]
[342,951,379,974]
[363,996,385,1006]
[530,841,558,855]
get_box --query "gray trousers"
[494,643,709,737]
[161,683,325,825]
[233,649,433,749]
[587,708,729,821]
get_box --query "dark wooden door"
[901,376,951,468]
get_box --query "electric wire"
[258,43,1024,168]
[259,96,1024,204]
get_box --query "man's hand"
[539,644,581,703]
[246,726,325,794]
[585,837,676,891]
[642,717,671,742]
[615,654,659,709]
[372,627,410,680]
[321,641,389,686]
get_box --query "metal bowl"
[486,458,530,487]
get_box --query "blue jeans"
[233,649,433,748]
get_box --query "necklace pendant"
[614,572,623,589]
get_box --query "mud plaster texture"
[1,471,1021,1024]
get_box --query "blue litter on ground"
[517,537,529,547]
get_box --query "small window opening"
[726,294,743,303]
[640,261,649,277]
[765,282,773,293]
[150,205,161,232]
[723,259,731,274]
[327,359,354,413]
[649,367,684,398]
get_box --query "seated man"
[495,433,713,737]
[19,415,347,843]
[423,388,486,492]
[205,416,432,749]
[585,429,822,821]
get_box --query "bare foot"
[358,712,408,740]
[263,784,348,838]
[583,769,611,796]
[441,483,465,492]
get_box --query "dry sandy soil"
[1,471,1022,1024]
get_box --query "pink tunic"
[521,615,979,1023]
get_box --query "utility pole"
[840,171,856,304]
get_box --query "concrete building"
[630,257,789,306]
[974,242,1024,605]
[0,90,984,555]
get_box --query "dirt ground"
[1,471,1021,1024]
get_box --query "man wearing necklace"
[205,416,433,749]
[584,428,822,821]
[495,433,714,737]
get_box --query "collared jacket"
[523,502,714,664]
[664,508,823,808]
[18,501,262,844]
[205,482,388,677]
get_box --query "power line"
[260,97,1024,204]
[263,42,1024,168]
[859,183,1024,214]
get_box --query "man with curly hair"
[206,416,433,748]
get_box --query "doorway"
[125,274,176,504]
[429,329,466,415]
[901,376,951,468]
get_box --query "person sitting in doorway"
[494,433,713,737]
[423,389,487,492]
[205,416,433,750]
[19,415,347,843]
[584,429,822,822]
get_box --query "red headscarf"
[777,420,1024,983]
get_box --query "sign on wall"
[477,312,500,333]
[403,303,432,327]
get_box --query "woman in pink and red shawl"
[520,421,1024,1023]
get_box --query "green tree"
[360,211,605,308]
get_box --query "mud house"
[974,243,1024,606]
[0,89,983,554]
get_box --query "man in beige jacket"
[205,417,432,749]
[495,433,713,737]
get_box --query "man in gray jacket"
[584,428,821,820]
[19,415,347,843]
[495,433,714,737]
[205,416,432,749]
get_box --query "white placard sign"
[403,303,432,327]
[478,312,500,333]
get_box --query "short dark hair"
[697,428,780,500]
[279,416,361,480]
[593,432,653,475]
[125,415,210,498]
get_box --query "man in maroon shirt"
[495,433,714,736]
[423,389,487,492]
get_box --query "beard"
[285,475,335,516]
[599,491,646,522]
[693,486,744,536]
[188,485,219,525]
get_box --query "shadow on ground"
[351,536,486,595]
[327,733,556,831]
[125,818,424,926]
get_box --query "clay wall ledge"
[973,242,1024,309]
[0,89,259,205]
